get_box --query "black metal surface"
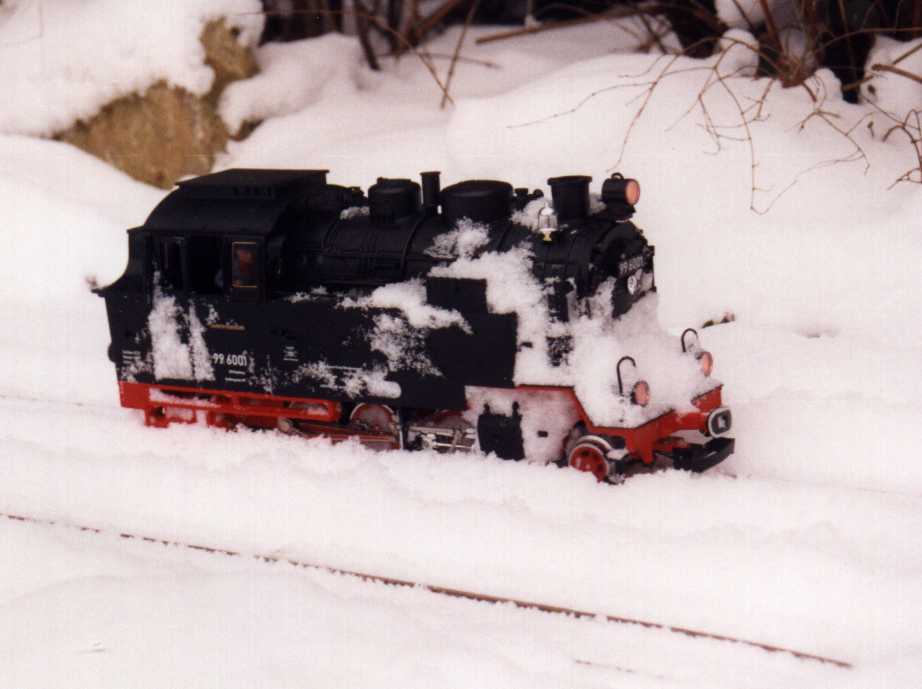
[426,277,488,313]
[476,403,525,460]
[615,356,636,396]
[671,438,735,473]
[441,179,513,226]
[548,175,591,223]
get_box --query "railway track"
[1,510,852,671]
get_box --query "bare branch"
[892,40,922,67]
[382,51,500,69]
[352,0,381,71]
[406,0,468,49]
[440,0,479,109]
[871,63,922,86]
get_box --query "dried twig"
[635,10,667,54]
[405,0,468,50]
[726,0,757,34]
[889,111,922,186]
[382,51,500,69]
[871,103,922,187]
[840,33,922,94]
[385,0,402,52]
[870,63,922,85]
[756,0,782,55]
[892,40,922,66]
[505,32,885,213]
[352,0,381,70]
[440,0,479,109]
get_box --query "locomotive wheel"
[349,403,398,435]
[568,441,610,482]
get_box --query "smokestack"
[547,175,591,223]
[441,180,513,226]
[368,179,421,224]
[421,171,441,213]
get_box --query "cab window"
[160,237,186,290]
[232,242,259,289]
[187,236,223,294]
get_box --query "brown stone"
[55,20,258,189]
[201,20,259,100]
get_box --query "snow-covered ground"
[1,1,921,686]
[0,515,859,689]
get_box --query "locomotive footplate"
[667,437,735,473]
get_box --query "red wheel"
[349,403,397,434]
[568,441,609,482]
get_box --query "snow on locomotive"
[96,168,734,482]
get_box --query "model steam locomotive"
[96,168,734,482]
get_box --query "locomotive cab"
[138,168,333,303]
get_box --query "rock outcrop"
[56,20,258,188]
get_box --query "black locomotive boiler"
[97,168,734,482]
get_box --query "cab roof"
[142,168,329,235]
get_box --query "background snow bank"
[443,51,921,342]
[220,33,362,133]
[0,0,263,136]
[0,135,160,406]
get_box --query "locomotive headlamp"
[697,350,713,377]
[623,179,641,205]
[631,380,651,407]
[626,269,642,295]
[601,174,642,207]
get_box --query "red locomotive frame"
[119,379,730,480]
